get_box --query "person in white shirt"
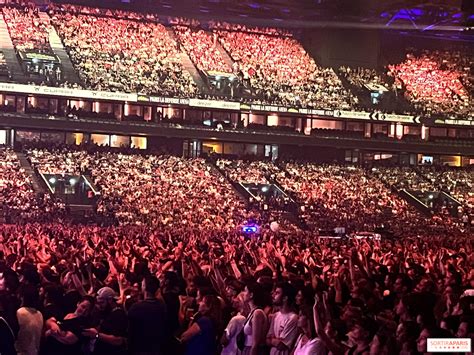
[16,285,43,355]
[242,282,269,355]
[293,306,326,355]
[221,293,248,355]
[267,282,299,355]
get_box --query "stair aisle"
[0,16,27,82]
[15,152,46,194]
[212,31,234,70]
[209,159,251,205]
[38,11,83,85]
[167,27,208,92]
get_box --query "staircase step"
[0,15,28,82]
[39,11,82,85]
[167,27,208,92]
[209,159,250,205]
[15,152,46,194]
[213,32,234,69]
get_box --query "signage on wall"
[0,81,471,127]
[0,82,137,102]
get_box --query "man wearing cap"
[82,287,128,355]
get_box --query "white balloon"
[270,221,280,232]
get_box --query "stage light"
[242,223,259,235]
[49,177,56,184]
[428,194,434,199]
[69,178,77,186]
[261,186,269,192]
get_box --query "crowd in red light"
[0,145,473,355]
[388,50,472,118]
[174,26,232,74]
[2,6,52,54]
[50,11,197,96]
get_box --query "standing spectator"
[43,296,95,355]
[16,285,43,355]
[180,294,222,355]
[346,319,377,355]
[161,271,181,352]
[42,285,65,321]
[82,287,127,355]
[128,275,168,355]
[369,328,397,355]
[0,296,16,355]
[242,282,269,355]
[221,292,248,355]
[292,306,326,355]
[267,282,299,355]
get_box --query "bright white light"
[69,178,77,185]
[49,177,56,184]
[261,186,269,192]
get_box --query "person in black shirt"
[162,271,181,336]
[42,284,65,321]
[128,275,168,355]
[43,296,94,355]
[0,296,16,355]
[180,294,221,355]
[82,287,128,355]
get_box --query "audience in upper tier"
[174,26,232,74]
[388,50,473,118]
[0,3,472,118]
[208,21,294,37]
[2,6,53,54]
[0,143,473,355]
[50,10,198,96]
[217,30,357,109]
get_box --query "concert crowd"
[0,145,473,355]
[0,3,471,120]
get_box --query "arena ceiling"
[54,0,473,30]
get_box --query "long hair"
[246,281,267,308]
[300,305,316,339]
[201,294,223,331]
